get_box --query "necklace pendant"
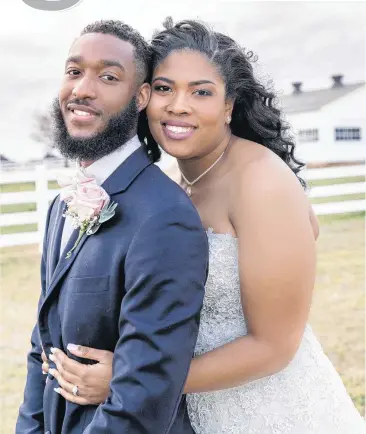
[186,185,192,197]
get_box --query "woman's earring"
[226,115,232,124]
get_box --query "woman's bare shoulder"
[228,137,303,191]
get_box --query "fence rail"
[0,163,365,248]
[303,164,364,180]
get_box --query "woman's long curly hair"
[138,18,306,187]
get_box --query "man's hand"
[48,346,113,405]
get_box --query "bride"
[43,19,365,433]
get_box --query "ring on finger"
[72,385,79,397]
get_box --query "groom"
[16,20,208,434]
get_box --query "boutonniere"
[57,172,118,259]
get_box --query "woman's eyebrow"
[152,77,216,86]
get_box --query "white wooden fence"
[0,163,365,248]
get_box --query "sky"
[1,0,365,162]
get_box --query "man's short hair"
[80,20,150,85]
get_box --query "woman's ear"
[224,98,234,123]
[137,83,151,112]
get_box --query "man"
[16,20,208,434]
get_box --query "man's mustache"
[65,99,101,116]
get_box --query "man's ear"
[137,83,151,112]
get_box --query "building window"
[335,128,361,141]
[298,129,319,142]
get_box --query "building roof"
[43,152,61,160]
[280,79,365,114]
[0,154,13,162]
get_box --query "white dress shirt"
[59,135,141,256]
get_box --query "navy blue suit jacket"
[16,146,209,434]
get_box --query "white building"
[280,75,365,165]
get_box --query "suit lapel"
[40,223,89,320]
[47,199,66,282]
[101,145,153,195]
[39,145,153,315]
[49,227,89,290]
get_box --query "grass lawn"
[311,192,365,204]
[1,203,37,214]
[0,214,364,432]
[310,215,365,413]
[0,180,59,194]
[309,175,365,187]
[0,224,38,236]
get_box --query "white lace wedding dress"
[186,229,365,433]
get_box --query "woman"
[44,19,365,433]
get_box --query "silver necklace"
[180,137,231,197]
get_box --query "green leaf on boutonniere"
[65,228,86,259]
[86,222,101,236]
[99,201,118,224]
[84,202,118,236]
[65,202,118,258]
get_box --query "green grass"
[0,203,37,214]
[0,217,364,433]
[309,175,365,187]
[318,211,365,224]
[0,180,59,193]
[311,192,365,204]
[1,201,55,215]
[0,224,37,235]
[0,182,35,193]
[48,180,59,190]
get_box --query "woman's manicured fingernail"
[67,343,79,351]
[49,354,56,362]
[49,368,55,376]
[42,370,47,375]
[50,347,58,354]
[54,388,61,394]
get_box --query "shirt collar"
[78,135,141,185]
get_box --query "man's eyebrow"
[65,56,125,71]
[152,77,216,86]
[65,55,83,66]
[99,59,125,71]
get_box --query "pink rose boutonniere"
[57,172,118,258]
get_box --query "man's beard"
[51,97,139,161]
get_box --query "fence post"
[35,164,48,253]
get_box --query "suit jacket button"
[45,431,51,434]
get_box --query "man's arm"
[16,299,46,434]
[83,204,208,434]
[16,199,55,434]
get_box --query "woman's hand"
[42,350,49,375]
[48,345,113,405]
[309,203,320,240]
